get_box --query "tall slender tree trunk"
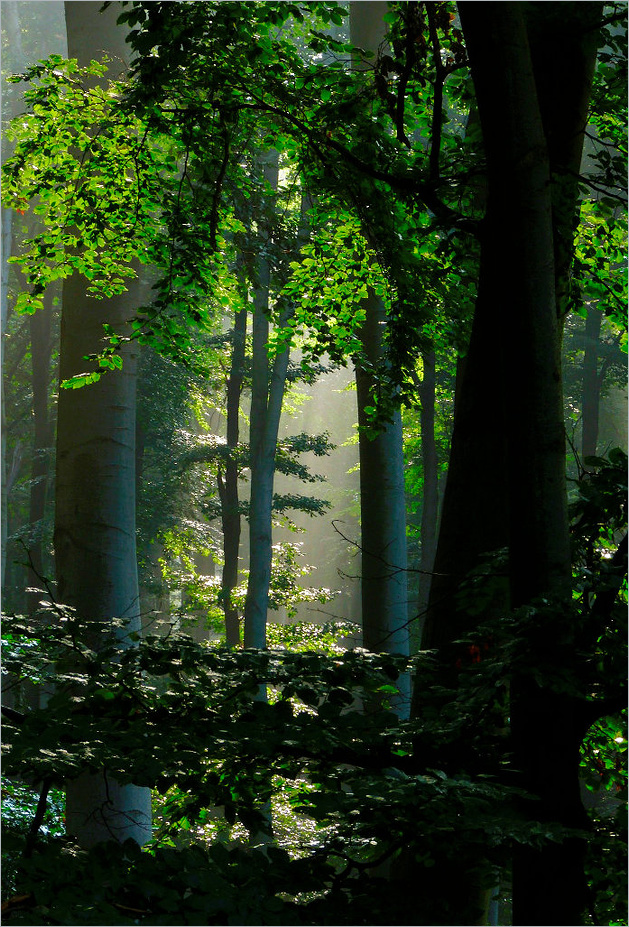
[354,292,410,667]
[57,0,151,848]
[415,348,438,645]
[26,288,55,613]
[218,304,247,646]
[350,0,410,716]
[581,307,603,459]
[1,0,25,593]
[1,209,12,594]
[243,152,282,649]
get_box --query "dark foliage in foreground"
[1,452,626,925]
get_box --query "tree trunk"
[524,2,602,325]
[243,152,281,649]
[458,4,600,923]
[418,286,509,660]
[26,288,55,614]
[415,348,438,645]
[581,307,603,459]
[350,0,411,717]
[218,305,247,647]
[1,209,12,594]
[57,0,151,848]
[355,293,410,683]
[1,0,25,593]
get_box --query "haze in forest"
[1,3,627,925]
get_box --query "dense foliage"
[1,1,627,924]
[1,449,626,924]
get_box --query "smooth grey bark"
[57,0,150,848]
[243,152,283,649]
[354,293,410,664]
[1,209,12,592]
[1,0,25,592]
[415,348,438,645]
[26,288,55,614]
[350,1,410,715]
[349,0,389,55]
[581,307,604,458]
[218,304,247,647]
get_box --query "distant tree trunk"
[244,327,291,649]
[26,288,55,613]
[354,292,410,670]
[1,210,12,593]
[57,0,151,848]
[416,348,438,644]
[218,303,247,646]
[243,152,282,649]
[1,0,24,593]
[581,306,603,459]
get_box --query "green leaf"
[60,372,102,389]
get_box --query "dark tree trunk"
[413,2,601,921]
[417,284,509,660]
[458,4,601,923]
[524,2,602,324]
[218,305,247,647]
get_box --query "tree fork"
[459,3,601,922]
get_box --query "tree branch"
[426,5,445,184]
[240,95,479,236]
[394,2,419,148]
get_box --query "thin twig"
[24,779,52,858]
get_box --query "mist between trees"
[1,2,627,925]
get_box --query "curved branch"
[394,2,419,148]
[241,95,479,236]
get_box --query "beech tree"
[1,0,26,591]
[417,4,617,923]
[243,151,287,648]
[348,1,410,710]
[218,297,247,646]
[54,1,151,848]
